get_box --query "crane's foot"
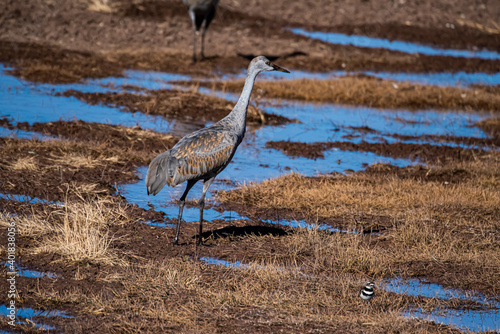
[172,238,179,245]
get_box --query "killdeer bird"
[360,281,375,301]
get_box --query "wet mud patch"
[0,40,124,84]
[60,89,294,126]
[266,140,488,163]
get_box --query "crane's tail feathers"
[145,151,174,196]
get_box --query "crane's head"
[251,56,290,74]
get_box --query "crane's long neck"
[226,67,260,135]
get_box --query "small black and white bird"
[360,281,375,301]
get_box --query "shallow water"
[0,304,73,331]
[289,28,500,60]
[0,193,64,206]
[384,277,498,306]
[384,278,499,333]
[405,308,499,333]
[3,261,56,278]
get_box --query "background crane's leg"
[200,25,207,60]
[197,177,215,245]
[188,10,198,62]
[173,180,197,245]
[192,30,198,62]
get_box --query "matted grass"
[188,76,500,112]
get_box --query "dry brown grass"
[0,124,174,201]
[60,89,290,126]
[24,257,462,333]
[9,156,39,171]
[0,137,136,168]
[0,196,130,265]
[216,156,500,294]
[193,77,500,112]
[456,19,500,35]
[217,158,499,229]
[87,0,113,13]
[476,117,500,139]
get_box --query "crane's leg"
[173,180,197,245]
[197,177,215,245]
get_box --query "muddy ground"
[0,0,499,333]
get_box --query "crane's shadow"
[196,224,288,242]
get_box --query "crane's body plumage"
[146,56,289,245]
[183,0,219,62]
[146,123,240,194]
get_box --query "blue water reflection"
[384,277,499,332]
[245,69,500,88]
[289,28,500,60]
[0,304,73,331]
[2,261,56,278]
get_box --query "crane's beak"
[272,63,290,73]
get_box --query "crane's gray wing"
[172,129,238,182]
[146,128,238,195]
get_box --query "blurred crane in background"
[183,0,219,62]
[146,56,289,245]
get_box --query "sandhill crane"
[146,56,289,245]
[183,0,219,62]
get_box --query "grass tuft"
[1,196,130,266]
